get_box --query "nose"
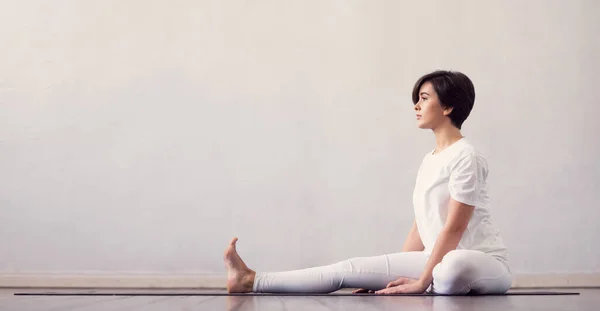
[414,103,420,111]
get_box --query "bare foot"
[224,237,256,293]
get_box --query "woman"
[223,70,512,295]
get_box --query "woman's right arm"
[402,220,424,252]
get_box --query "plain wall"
[1,0,599,278]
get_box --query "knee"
[432,251,477,294]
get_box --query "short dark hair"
[411,70,475,129]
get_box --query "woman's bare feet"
[224,237,256,293]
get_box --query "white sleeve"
[448,153,487,206]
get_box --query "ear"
[443,106,453,116]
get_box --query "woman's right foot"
[224,237,256,293]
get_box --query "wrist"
[418,276,433,287]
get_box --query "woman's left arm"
[376,199,474,294]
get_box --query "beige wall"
[1,0,598,282]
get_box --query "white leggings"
[253,250,512,294]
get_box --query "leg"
[431,250,512,294]
[224,237,429,293]
[252,251,429,293]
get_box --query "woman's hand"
[351,288,374,294]
[374,277,429,295]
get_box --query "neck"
[432,122,463,154]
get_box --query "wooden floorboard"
[0,295,113,311]
[68,296,171,311]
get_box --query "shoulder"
[449,140,488,173]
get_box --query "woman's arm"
[415,198,474,287]
[402,220,425,252]
[376,198,473,294]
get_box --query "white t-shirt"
[413,138,509,265]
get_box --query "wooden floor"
[0,288,598,310]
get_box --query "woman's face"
[414,82,452,129]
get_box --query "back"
[412,138,509,267]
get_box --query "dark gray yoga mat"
[14,291,580,296]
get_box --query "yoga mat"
[14,291,579,296]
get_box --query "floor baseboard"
[0,274,226,289]
[512,273,600,288]
[1,273,599,289]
